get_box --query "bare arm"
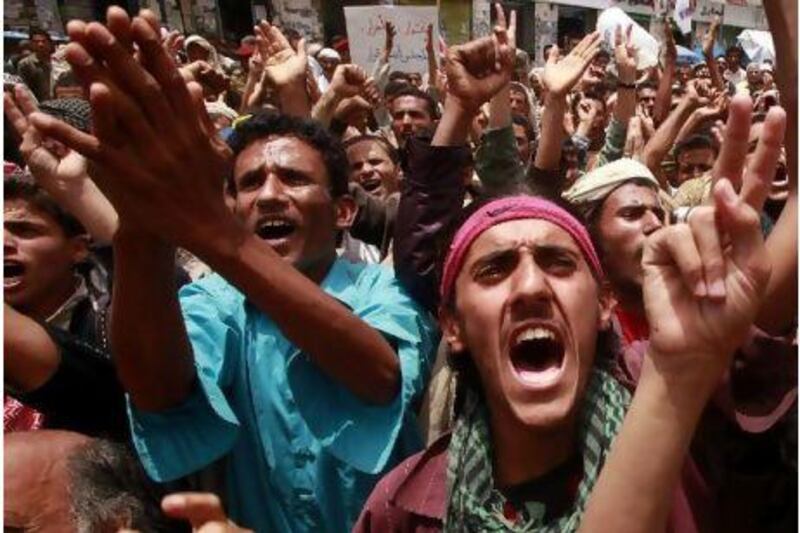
[703,17,725,93]
[534,33,603,171]
[654,22,676,125]
[756,0,798,334]
[641,92,702,187]
[255,21,310,117]
[5,87,119,243]
[4,305,60,394]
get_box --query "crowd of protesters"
[3,2,797,531]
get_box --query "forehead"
[603,183,660,209]
[346,139,391,161]
[234,136,327,180]
[391,95,430,114]
[465,218,583,264]
[4,199,56,226]
[678,146,715,161]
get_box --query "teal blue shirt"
[128,258,438,532]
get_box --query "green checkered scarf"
[443,368,631,532]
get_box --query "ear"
[438,304,467,353]
[597,281,617,332]
[334,194,357,231]
[69,234,90,266]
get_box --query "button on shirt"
[128,258,437,532]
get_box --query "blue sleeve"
[128,279,243,482]
[286,269,438,474]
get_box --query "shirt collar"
[46,276,88,330]
[392,433,450,520]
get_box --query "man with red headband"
[374,11,788,531]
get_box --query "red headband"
[440,196,604,303]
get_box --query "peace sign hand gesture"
[643,96,785,394]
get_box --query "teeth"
[515,327,555,345]
[262,220,291,227]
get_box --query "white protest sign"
[674,0,695,34]
[344,6,439,74]
[597,7,660,69]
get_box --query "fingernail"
[708,279,726,299]
[695,280,708,297]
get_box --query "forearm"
[488,84,511,130]
[580,359,710,533]
[200,232,400,405]
[614,87,636,126]
[642,100,696,186]
[433,99,474,146]
[49,179,118,244]
[4,305,60,393]
[654,64,674,125]
[534,95,567,171]
[276,79,311,118]
[758,193,797,334]
[673,111,705,145]
[707,56,725,92]
[240,71,260,112]
[112,232,196,411]
[311,89,343,128]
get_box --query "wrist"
[642,348,723,402]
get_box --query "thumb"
[296,38,307,60]
[713,178,771,287]
[546,45,559,65]
[162,493,228,530]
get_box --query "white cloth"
[563,157,660,205]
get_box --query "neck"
[22,275,78,322]
[489,411,577,488]
[614,284,646,320]
[298,251,337,285]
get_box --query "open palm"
[543,32,602,97]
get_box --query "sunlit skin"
[676,147,715,185]
[232,136,353,281]
[4,199,86,320]
[596,184,664,306]
[345,139,399,199]
[389,95,433,145]
[442,218,614,483]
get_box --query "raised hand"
[5,85,88,189]
[643,100,786,392]
[162,29,185,62]
[328,63,368,98]
[424,23,434,54]
[161,493,253,533]
[702,16,721,59]
[543,32,602,97]
[614,25,637,84]
[664,19,677,67]
[442,3,516,112]
[31,12,237,252]
[382,20,396,61]
[254,20,307,88]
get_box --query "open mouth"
[509,325,566,388]
[255,218,296,242]
[360,176,382,193]
[4,260,26,288]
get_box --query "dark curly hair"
[226,111,349,198]
[5,177,85,238]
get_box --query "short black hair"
[28,27,51,41]
[674,134,717,159]
[5,178,85,237]
[511,114,536,143]
[387,85,439,119]
[342,134,400,164]
[383,79,411,100]
[226,111,349,197]
[637,80,658,93]
[388,70,411,83]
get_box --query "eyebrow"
[469,243,580,272]
[235,164,316,186]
